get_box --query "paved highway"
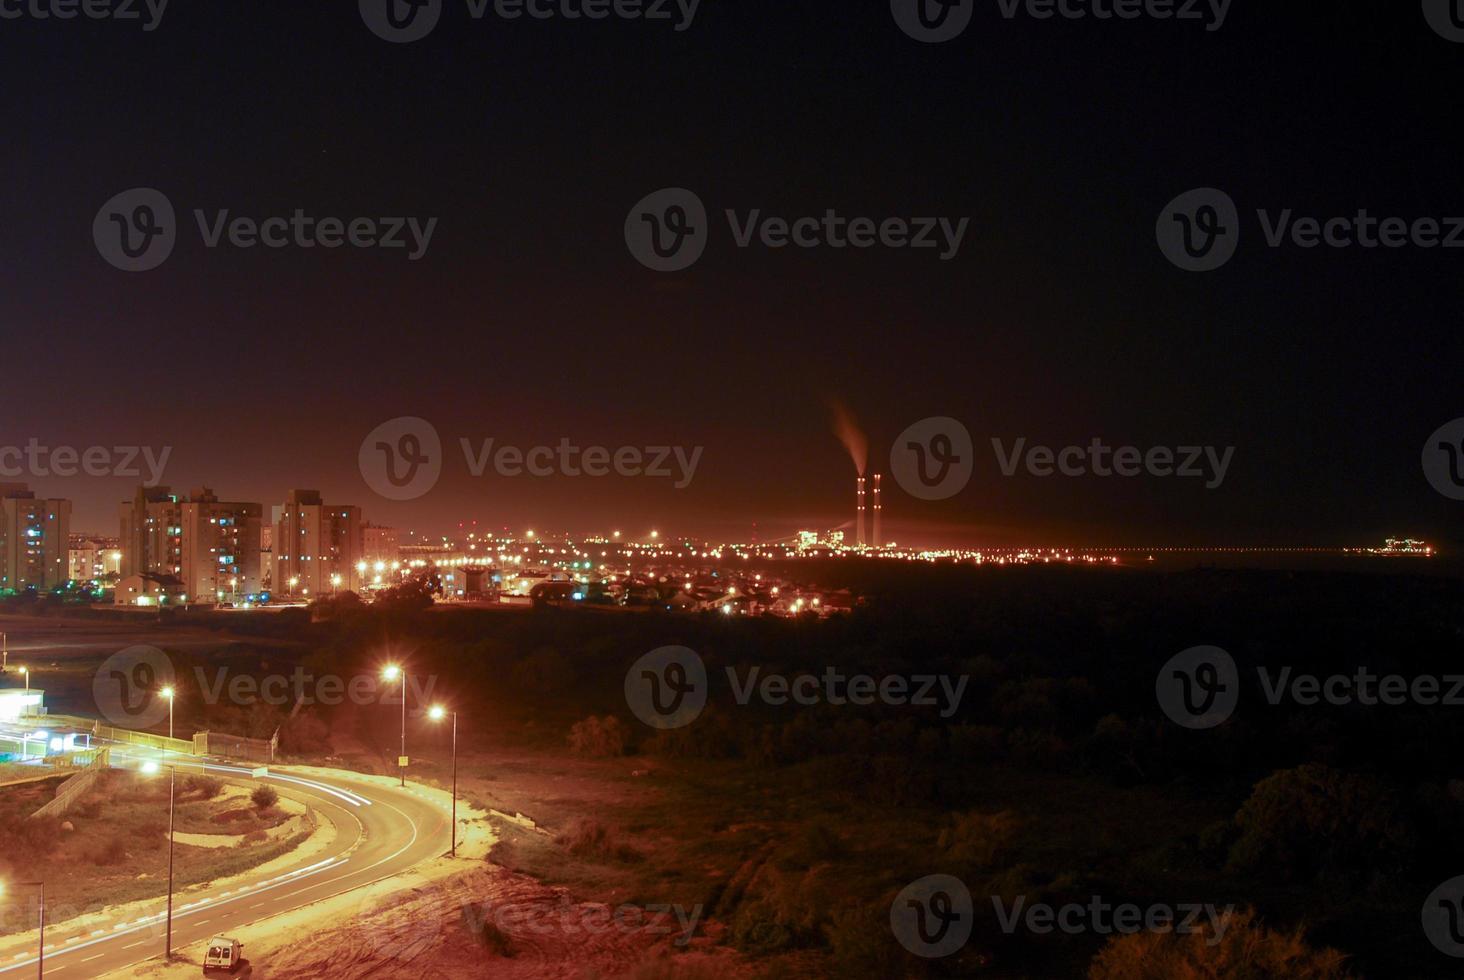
[0,759,451,977]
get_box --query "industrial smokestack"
[872,474,882,548]
[857,476,866,547]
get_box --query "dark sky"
[2,2,1461,548]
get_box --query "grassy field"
[0,769,312,935]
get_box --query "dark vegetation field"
[15,562,1464,977]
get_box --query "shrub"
[1227,764,1415,885]
[567,715,629,758]
[1088,908,1356,979]
[938,809,1019,871]
[250,785,280,813]
[89,836,127,866]
[184,775,223,799]
[557,818,641,863]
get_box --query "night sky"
[2,2,1461,548]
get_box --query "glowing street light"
[0,879,45,978]
[428,705,458,857]
[20,667,28,695]
[382,664,407,786]
[160,685,175,740]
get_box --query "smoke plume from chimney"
[828,399,868,476]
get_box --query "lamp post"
[428,706,457,857]
[0,880,45,978]
[20,667,28,695]
[142,760,177,959]
[383,665,406,786]
[160,686,175,741]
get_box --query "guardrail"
[31,748,111,819]
[93,724,195,757]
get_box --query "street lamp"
[20,666,28,695]
[382,664,406,786]
[0,879,45,978]
[141,760,178,959]
[160,686,175,741]
[428,705,458,857]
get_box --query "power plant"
[855,474,883,549]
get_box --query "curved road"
[0,760,451,977]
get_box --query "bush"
[89,836,127,866]
[938,809,1019,871]
[567,715,629,758]
[1227,764,1415,885]
[184,775,224,799]
[1088,908,1356,979]
[250,785,280,813]
[557,818,641,863]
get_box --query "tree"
[1089,908,1355,979]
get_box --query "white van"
[203,937,244,973]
